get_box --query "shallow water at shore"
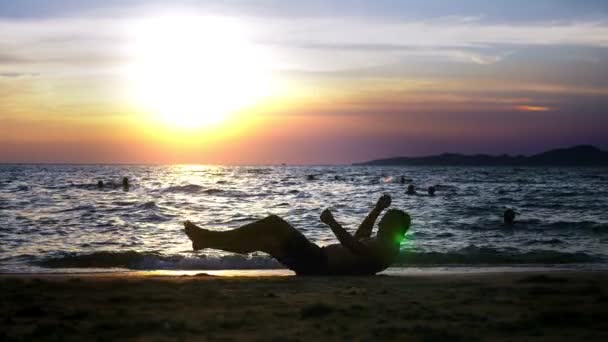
[1,164,607,272]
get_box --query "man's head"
[504,209,516,225]
[377,209,411,244]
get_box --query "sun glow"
[127,15,275,129]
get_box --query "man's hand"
[320,209,335,225]
[376,194,392,210]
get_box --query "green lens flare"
[397,227,414,250]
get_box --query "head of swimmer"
[504,209,516,225]
[377,209,411,245]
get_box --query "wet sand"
[1,271,607,341]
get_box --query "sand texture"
[1,271,607,341]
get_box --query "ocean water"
[0,164,607,273]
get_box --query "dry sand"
[1,271,607,341]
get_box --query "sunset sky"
[1,0,607,164]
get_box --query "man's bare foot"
[184,220,206,250]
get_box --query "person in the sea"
[97,180,104,188]
[406,184,417,195]
[184,194,410,275]
[427,186,436,196]
[503,208,516,225]
[122,177,130,191]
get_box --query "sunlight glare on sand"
[144,270,293,277]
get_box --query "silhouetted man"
[184,195,410,275]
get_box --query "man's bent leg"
[184,215,327,274]
[185,215,301,254]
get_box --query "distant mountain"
[354,145,608,166]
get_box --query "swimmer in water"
[184,194,410,276]
[428,186,436,196]
[503,209,516,225]
[406,184,417,195]
[97,180,104,188]
[122,177,130,191]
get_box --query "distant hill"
[354,145,608,166]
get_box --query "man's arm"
[321,209,371,257]
[354,194,391,239]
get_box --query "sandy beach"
[1,271,607,341]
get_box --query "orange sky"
[1,2,608,164]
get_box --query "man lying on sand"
[184,194,410,275]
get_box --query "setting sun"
[126,15,274,129]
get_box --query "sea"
[1,164,607,274]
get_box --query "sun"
[127,15,274,129]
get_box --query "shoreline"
[2,270,607,340]
[2,264,607,277]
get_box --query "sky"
[1,0,607,164]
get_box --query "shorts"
[274,233,328,275]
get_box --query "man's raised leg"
[184,215,302,255]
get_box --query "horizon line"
[0,144,604,166]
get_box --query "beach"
[2,271,607,341]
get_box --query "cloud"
[261,16,608,48]
[251,16,608,72]
[514,105,552,112]
[1,15,607,74]
[0,17,130,74]
[0,72,39,78]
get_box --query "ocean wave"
[163,184,205,193]
[162,184,225,195]
[56,205,96,213]
[592,224,608,233]
[453,220,607,233]
[435,232,454,238]
[204,188,224,195]
[241,168,272,174]
[395,246,601,265]
[382,176,413,184]
[137,201,159,210]
[524,238,565,246]
[434,184,458,191]
[34,251,282,270]
[30,246,604,271]
[536,221,606,232]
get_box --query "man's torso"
[321,238,395,275]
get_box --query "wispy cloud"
[259,16,608,70]
[0,72,40,78]
[1,15,607,74]
[514,105,552,112]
